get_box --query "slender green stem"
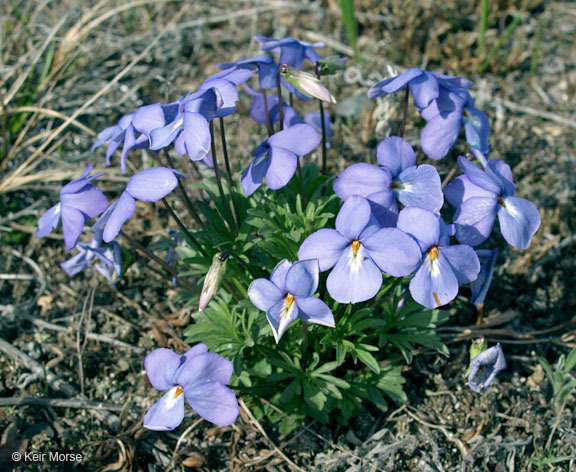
[398,87,409,138]
[161,198,208,257]
[119,230,199,293]
[301,321,309,369]
[319,100,327,174]
[289,92,293,107]
[262,89,274,137]
[296,159,307,206]
[441,164,458,189]
[276,66,285,131]
[160,149,204,228]
[209,120,237,233]
[315,62,328,174]
[478,0,489,60]
[219,117,241,228]
[480,15,520,73]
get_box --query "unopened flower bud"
[279,64,337,104]
[198,252,228,312]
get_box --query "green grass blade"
[480,15,520,72]
[478,0,489,59]
[339,0,359,60]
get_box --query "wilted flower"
[143,345,239,430]
[241,124,320,196]
[199,253,229,312]
[248,259,335,343]
[36,165,108,250]
[443,156,541,249]
[334,137,443,226]
[60,228,122,285]
[95,167,182,242]
[93,103,177,173]
[255,35,324,69]
[279,64,336,103]
[470,249,498,308]
[467,342,506,393]
[397,207,480,309]
[298,196,421,304]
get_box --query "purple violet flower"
[397,207,480,309]
[93,103,178,173]
[36,165,108,250]
[149,89,219,161]
[333,137,443,226]
[419,87,491,160]
[218,56,277,89]
[443,156,541,249]
[95,167,182,242]
[248,259,335,343]
[368,68,473,109]
[298,196,422,304]
[255,36,324,69]
[144,345,239,430]
[467,343,506,393]
[241,123,320,196]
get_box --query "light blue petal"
[248,278,284,311]
[143,387,185,431]
[363,227,422,276]
[267,297,299,343]
[144,348,180,391]
[409,252,458,309]
[295,297,335,327]
[376,136,416,175]
[285,259,319,297]
[185,382,238,426]
[454,196,498,246]
[326,246,382,304]
[497,196,541,249]
[335,196,372,241]
[441,245,480,284]
[298,229,348,271]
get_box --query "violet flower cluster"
[35,34,542,429]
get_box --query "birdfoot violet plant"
[36,36,540,433]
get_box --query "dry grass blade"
[5,106,96,135]
[0,4,190,195]
[2,15,67,105]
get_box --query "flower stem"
[319,101,327,174]
[296,159,307,206]
[315,63,328,174]
[262,89,274,137]
[398,87,410,138]
[219,117,241,228]
[209,120,237,233]
[160,149,204,228]
[161,197,208,257]
[301,321,309,369]
[119,230,199,294]
[276,66,285,131]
